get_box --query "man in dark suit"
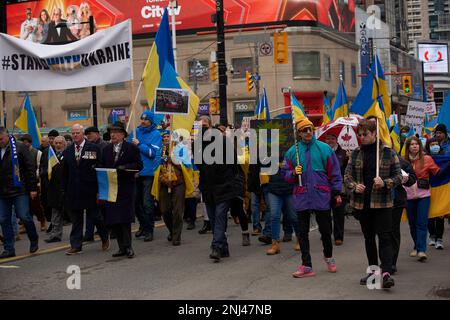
[44,8,78,44]
[100,122,142,258]
[63,124,109,255]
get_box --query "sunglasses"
[298,127,312,133]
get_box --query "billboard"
[6,0,355,40]
[418,43,449,74]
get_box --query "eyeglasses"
[298,127,312,133]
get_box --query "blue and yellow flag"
[332,81,349,120]
[423,114,438,137]
[142,8,175,125]
[290,92,308,123]
[430,154,450,218]
[255,88,270,120]
[400,126,415,156]
[322,94,332,125]
[48,146,59,180]
[350,55,391,148]
[437,92,450,130]
[15,95,42,149]
[96,168,118,202]
[390,116,401,153]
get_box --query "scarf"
[9,135,22,188]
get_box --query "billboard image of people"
[6,0,355,42]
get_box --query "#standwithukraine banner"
[429,154,450,218]
[0,20,133,91]
[95,168,118,203]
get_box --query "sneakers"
[417,252,427,262]
[360,272,373,286]
[292,265,316,278]
[44,237,61,243]
[65,248,82,255]
[429,237,436,246]
[409,249,417,257]
[242,233,250,246]
[435,239,444,250]
[382,272,395,289]
[198,221,211,234]
[324,257,337,273]
[0,250,16,259]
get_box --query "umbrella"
[316,115,363,151]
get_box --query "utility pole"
[193,59,199,94]
[89,16,98,127]
[1,1,6,128]
[216,0,228,125]
[253,44,260,104]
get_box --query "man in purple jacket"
[282,118,343,278]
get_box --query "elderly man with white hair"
[62,124,109,255]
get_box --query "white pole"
[126,80,143,139]
[374,45,380,177]
[170,1,178,72]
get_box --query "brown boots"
[266,240,280,255]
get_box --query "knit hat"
[161,130,170,137]
[140,110,155,123]
[295,118,314,131]
[48,129,60,137]
[434,123,447,136]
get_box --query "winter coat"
[100,141,143,226]
[0,139,37,198]
[127,125,162,177]
[195,131,243,205]
[282,136,342,212]
[62,140,100,210]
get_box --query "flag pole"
[126,80,143,139]
[374,46,380,177]
[289,88,302,187]
[170,0,178,72]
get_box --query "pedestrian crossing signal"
[402,75,412,95]
[246,71,254,92]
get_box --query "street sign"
[252,74,261,81]
[259,42,273,56]
[233,33,271,44]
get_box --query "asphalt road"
[1,214,450,300]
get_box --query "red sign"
[6,0,355,39]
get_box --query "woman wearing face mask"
[425,138,446,250]
[404,137,450,261]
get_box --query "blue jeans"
[261,189,272,237]
[407,197,431,253]
[267,193,298,241]
[135,176,155,234]
[11,207,18,235]
[0,194,39,254]
[206,200,231,252]
[250,192,262,231]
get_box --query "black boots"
[198,221,211,234]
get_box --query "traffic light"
[246,71,254,92]
[209,97,220,115]
[210,62,218,81]
[273,32,288,64]
[402,75,412,95]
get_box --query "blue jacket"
[128,125,162,177]
[282,136,342,212]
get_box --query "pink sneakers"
[324,257,337,273]
[292,265,316,278]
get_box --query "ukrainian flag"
[96,168,118,202]
[290,92,308,123]
[429,154,450,218]
[255,88,270,120]
[350,55,392,148]
[390,116,401,153]
[332,81,349,120]
[14,95,42,149]
[47,146,59,180]
[437,92,450,130]
[142,8,175,125]
[423,114,437,137]
[322,94,332,125]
